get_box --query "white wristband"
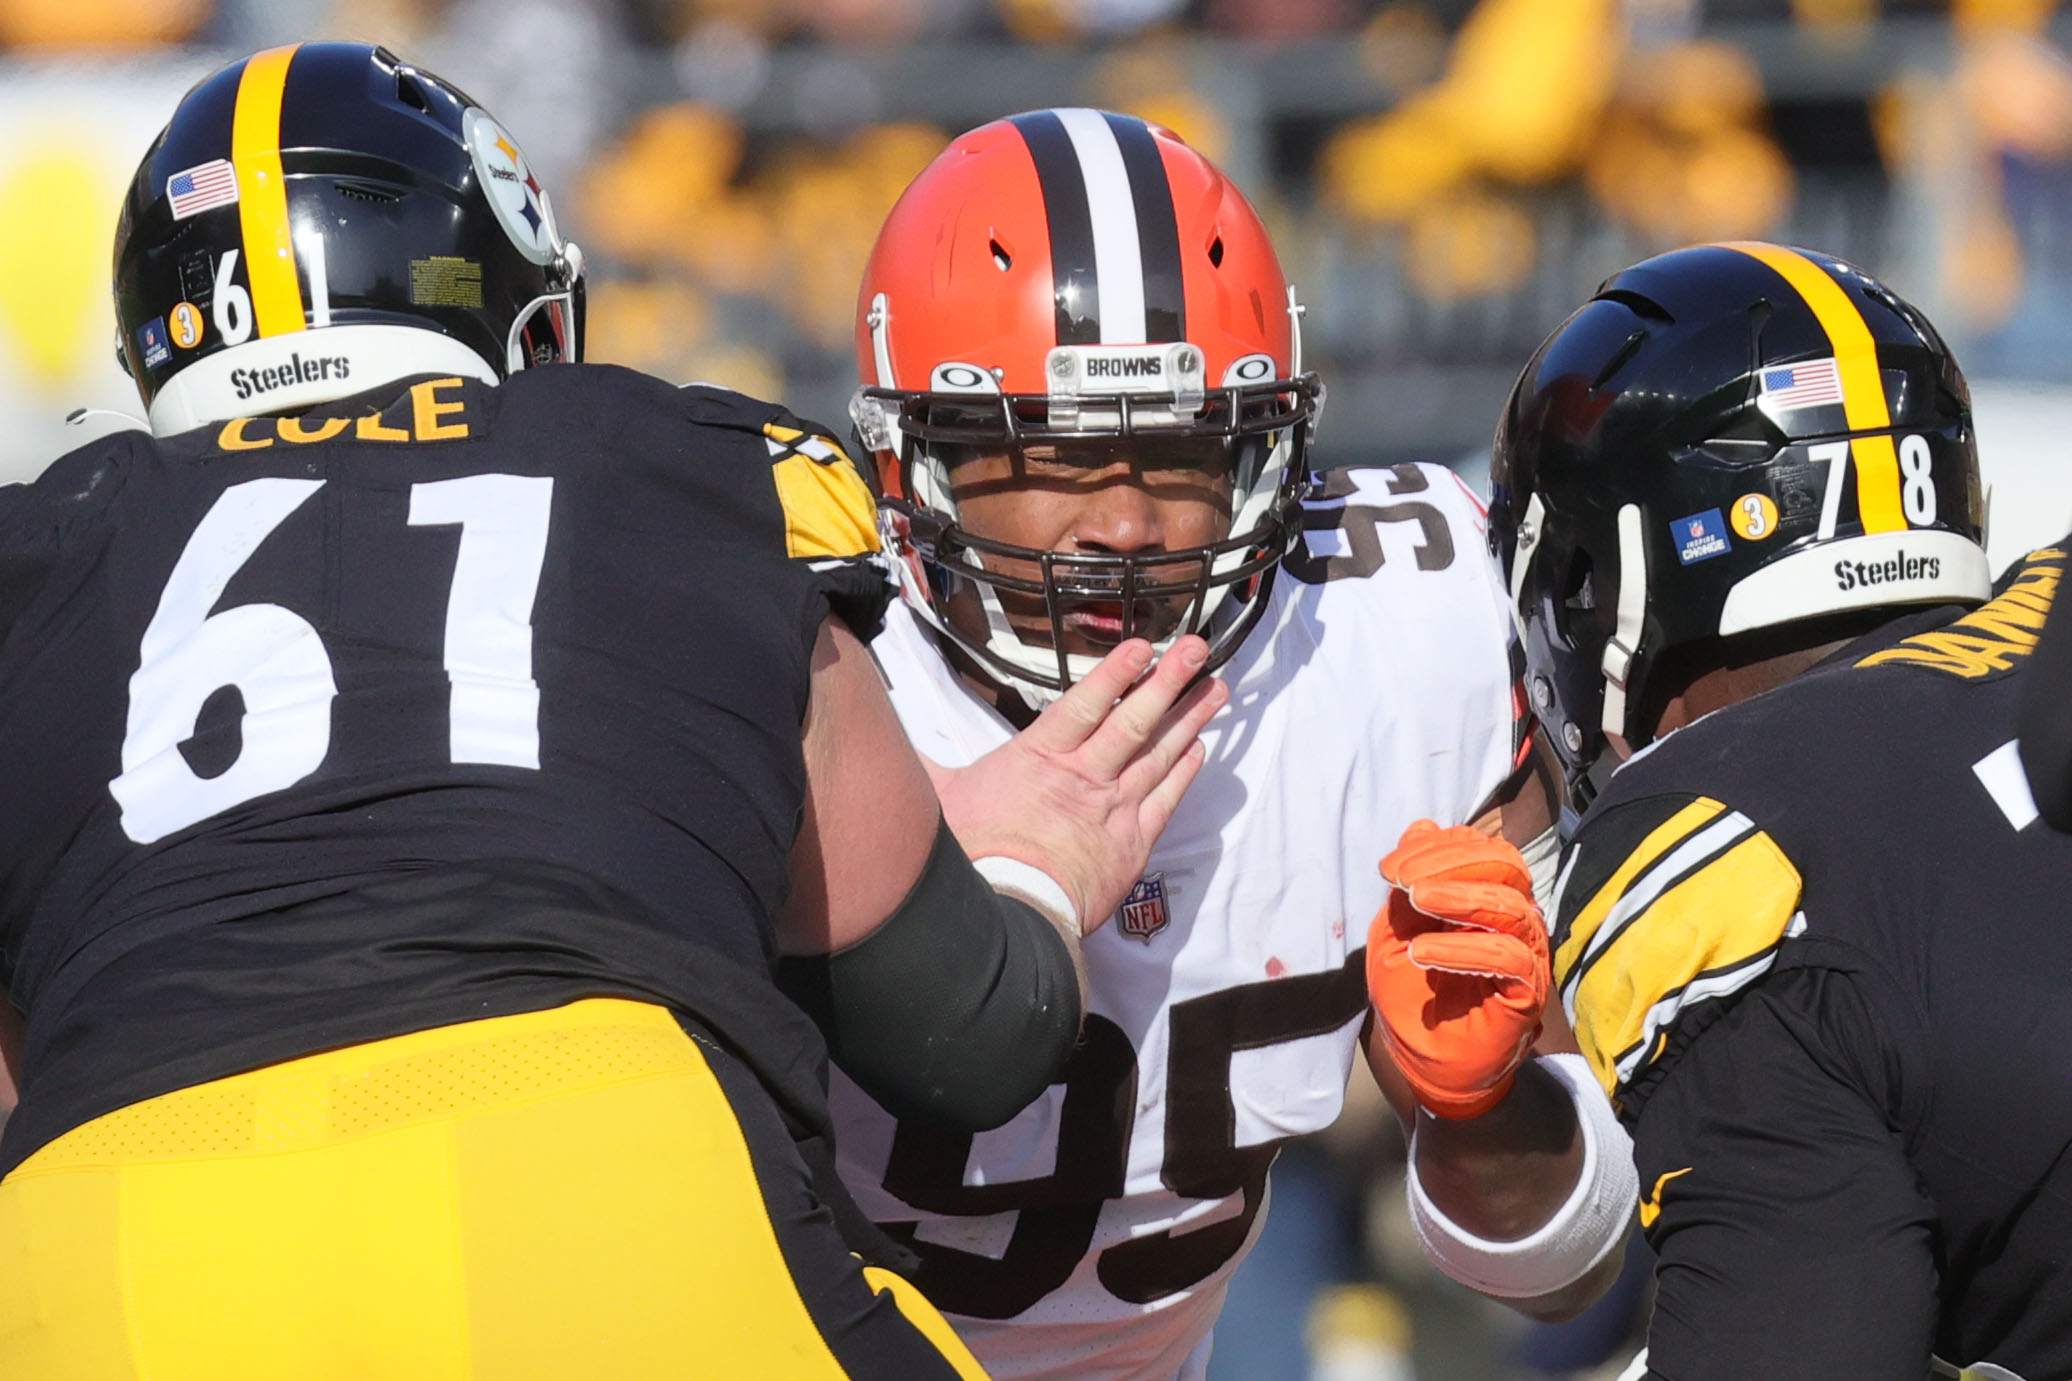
[972,855,1080,935]
[1405,1052,1638,1300]
[1519,823,1564,918]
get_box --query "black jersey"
[1553,543,2072,1379]
[0,365,891,1177]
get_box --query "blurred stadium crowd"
[4,1,2072,1376]
[6,0,2072,476]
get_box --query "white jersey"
[830,464,1518,1381]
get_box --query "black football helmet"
[113,42,583,436]
[1490,242,1990,808]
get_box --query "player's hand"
[1368,820,1551,1120]
[930,636,1226,934]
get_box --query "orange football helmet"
[852,109,1322,702]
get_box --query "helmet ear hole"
[989,238,1012,271]
[1207,235,1224,268]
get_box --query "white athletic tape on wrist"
[1406,1052,1638,1300]
[1520,824,1563,919]
[972,856,1080,935]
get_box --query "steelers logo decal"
[1731,492,1779,541]
[169,301,204,349]
[464,108,559,266]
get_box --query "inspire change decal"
[1672,508,1731,565]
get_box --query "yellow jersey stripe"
[231,44,305,339]
[1553,798,1725,987]
[1572,830,1803,1098]
[861,1269,991,1380]
[1719,242,1906,534]
[771,451,880,560]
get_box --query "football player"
[826,110,1637,1380]
[1491,241,2072,1378]
[0,47,1223,1378]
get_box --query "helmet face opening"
[854,108,1321,704]
[888,437,1305,695]
[872,375,1316,701]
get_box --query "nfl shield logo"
[1119,873,1170,942]
[1687,518,1705,538]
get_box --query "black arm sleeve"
[1633,966,1937,1381]
[777,819,1081,1133]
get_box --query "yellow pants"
[0,998,986,1380]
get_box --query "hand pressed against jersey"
[943,438,1236,660]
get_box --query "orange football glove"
[1367,819,1551,1120]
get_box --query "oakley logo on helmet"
[931,364,993,392]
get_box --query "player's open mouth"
[1064,600,1167,644]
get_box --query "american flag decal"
[1758,357,1845,412]
[1118,873,1170,942]
[167,160,239,220]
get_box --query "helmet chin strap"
[1600,503,1649,744]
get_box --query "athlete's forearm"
[1380,1046,1635,1316]
[779,819,1083,1132]
[1412,1058,1582,1240]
